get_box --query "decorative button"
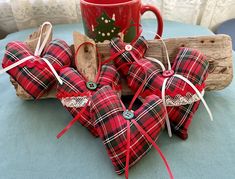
[162,70,174,78]
[125,44,133,51]
[123,110,134,120]
[86,81,97,90]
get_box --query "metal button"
[86,81,97,90]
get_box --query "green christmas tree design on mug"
[92,12,120,42]
[85,12,137,43]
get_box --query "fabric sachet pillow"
[56,65,120,137]
[90,86,172,177]
[127,47,210,139]
[2,39,72,99]
[110,36,148,76]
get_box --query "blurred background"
[0,0,234,39]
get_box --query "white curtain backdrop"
[0,0,235,36]
[0,0,81,35]
[143,0,235,30]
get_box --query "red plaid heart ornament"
[109,36,212,139]
[90,86,173,179]
[127,47,213,139]
[56,64,121,138]
[1,22,72,99]
[1,40,71,99]
[105,36,148,76]
[128,47,209,104]
[56,41,121,138]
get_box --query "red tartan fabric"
[110,36,148,76]
[90,86,166,174]
[56,65,120,137]
[127,47,208,98]
[168,101,201,140]
[127,47,209,139]
[2,39,72,99]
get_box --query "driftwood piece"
[25,23,53,52]
[12,34,233,99]
[73,32,98,82]
[10,77,56,100]
[97,34,233,94]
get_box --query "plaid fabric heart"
[110,36,148,76]
[127,47,209,139]
[168,101,201,139]
[90,86,168,175]
[56,65,120,137]
[2,39,72,99]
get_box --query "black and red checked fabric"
[127,47,209,99]
[2,39,72,99]
[90,85,166,175]
[126,47,209,139]
[168,101,201,139]
[56,65,120,137]
[110,36,148,76]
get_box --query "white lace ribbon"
[143,32,213,137]
[150,57,213,121]
[0,22,63,85]
[147,57,213,122]
[165,92,204,106]
[61,96,89,108]
[173,74,213,121]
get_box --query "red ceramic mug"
[80,0,163,43]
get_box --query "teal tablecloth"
[0,20,234,179]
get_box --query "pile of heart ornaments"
[1,22,214,179]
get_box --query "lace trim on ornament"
[165,90,205,106]
[61,96,90,108]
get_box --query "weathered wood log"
[25,23,53,53]
[97,34,233,94]
[11,34,233,100]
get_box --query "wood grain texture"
[97,34,233,94]
[25,23,53,54]
[10,77,56,100]
[12,34,233,99]
[73,32,98,82]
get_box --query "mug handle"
[141,5,163,38]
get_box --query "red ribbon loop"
[124,119,174,179]
[57,101,89,139]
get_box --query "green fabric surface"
[0,19,234,179]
